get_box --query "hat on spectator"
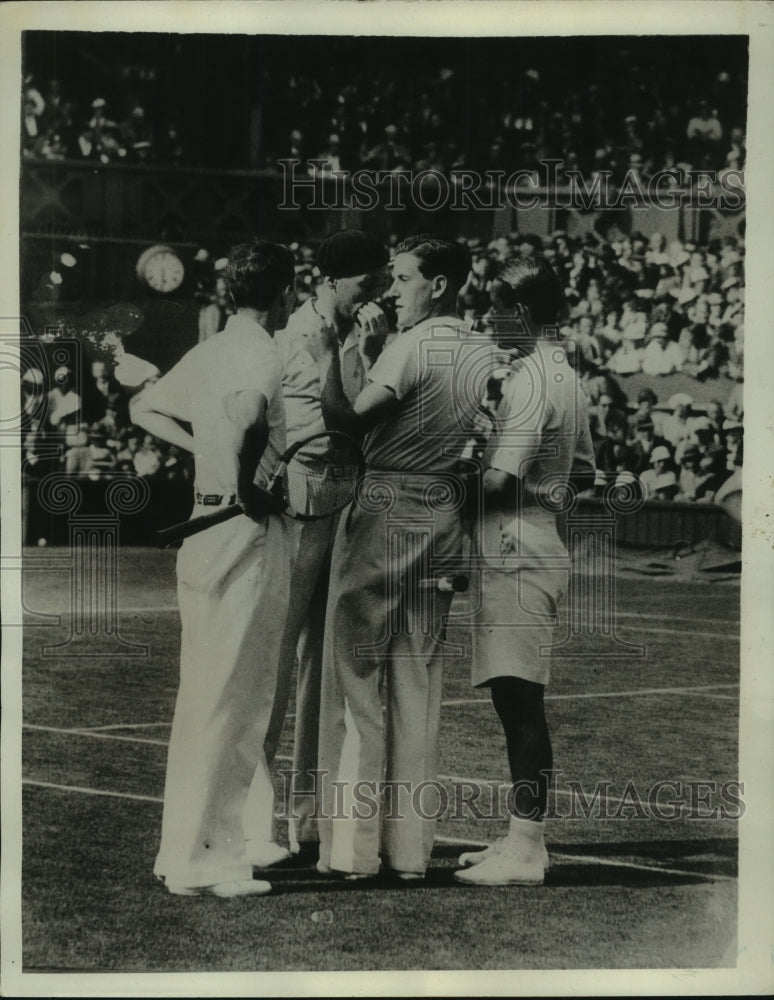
[691,416,712,432]
[721,275,741,290]
[654,471,679,493]
[652,252,671,266]
[690,266,709,282]
[707,292,723,305]
[22,367,44,386]
[91,98,106,109]
[634,288,655,300]
[622,325,646,341]
[650,445,671,464]
[672,250,690,267]
[317,230,389,279]
[681,442,701,462]
[54,365,71,381]
[668,393,693,411]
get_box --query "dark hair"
[224,239,295,310]
[394,234,471,292]
[490,255,566,326]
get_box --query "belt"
[195,491,237,507]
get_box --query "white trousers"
[243,515,337,850]
[153,511,290,889]
[318,479,462,876]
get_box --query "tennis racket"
[157,430,364,547]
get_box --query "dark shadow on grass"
[263,836,738,893]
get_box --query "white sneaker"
[245,840,291,868]
[458,838,549,871]
[167,879,272,897]
[454,830,546,886]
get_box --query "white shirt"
[142,313,285,494]
[487,340,595,560]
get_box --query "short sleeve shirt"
[142,313,285,493]
[488,340,595,502]
[363,317,496,473]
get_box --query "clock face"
[139,247,185,293]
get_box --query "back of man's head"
[394,234,472,294]
[490,255,566,326]
[224,239,295,311]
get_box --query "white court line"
[21,729,735,818]
[24,723,168,747]
[546,851,735,884]
[23,682,740,740]
[618,625,736,641]
[76,722,172,732]
[23,778,163,803]
[20,782,734,884]
[442,683,739,708]
[617,612,739,627]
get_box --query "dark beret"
[317,230,389,279]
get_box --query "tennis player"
[244,230,390,866]
[455,256,595,886]
[131,239,296,897]
[309,235,487,881]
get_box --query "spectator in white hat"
[639,444,674,499]
[661,394,695,449]
[607,324,644,374]
[641,321,683,376]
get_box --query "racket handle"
[418,574,469,593]
[157,504,243,547]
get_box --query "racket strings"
[283,441,362,518]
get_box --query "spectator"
[607,325,645,375]
[133,432,162,478]
[661,393,696,448]
[314,133,345,174]
[363,124,411,172]
[22,96,44,155]
[119,105,153,161]
[64,424,117,479]
[686,99,723,167]
[629,415,671,475]
[676,442,715,501]
[652,470,680,502]
[46,365,81,431]
[116,427,142,464]
[640,321,684,376]
[639,444,674,499]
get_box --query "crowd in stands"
[22,358,192,489]
[22,40,747,176]
[26,224,745,514]
[22,75,183,165]
[190,225,745,512]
